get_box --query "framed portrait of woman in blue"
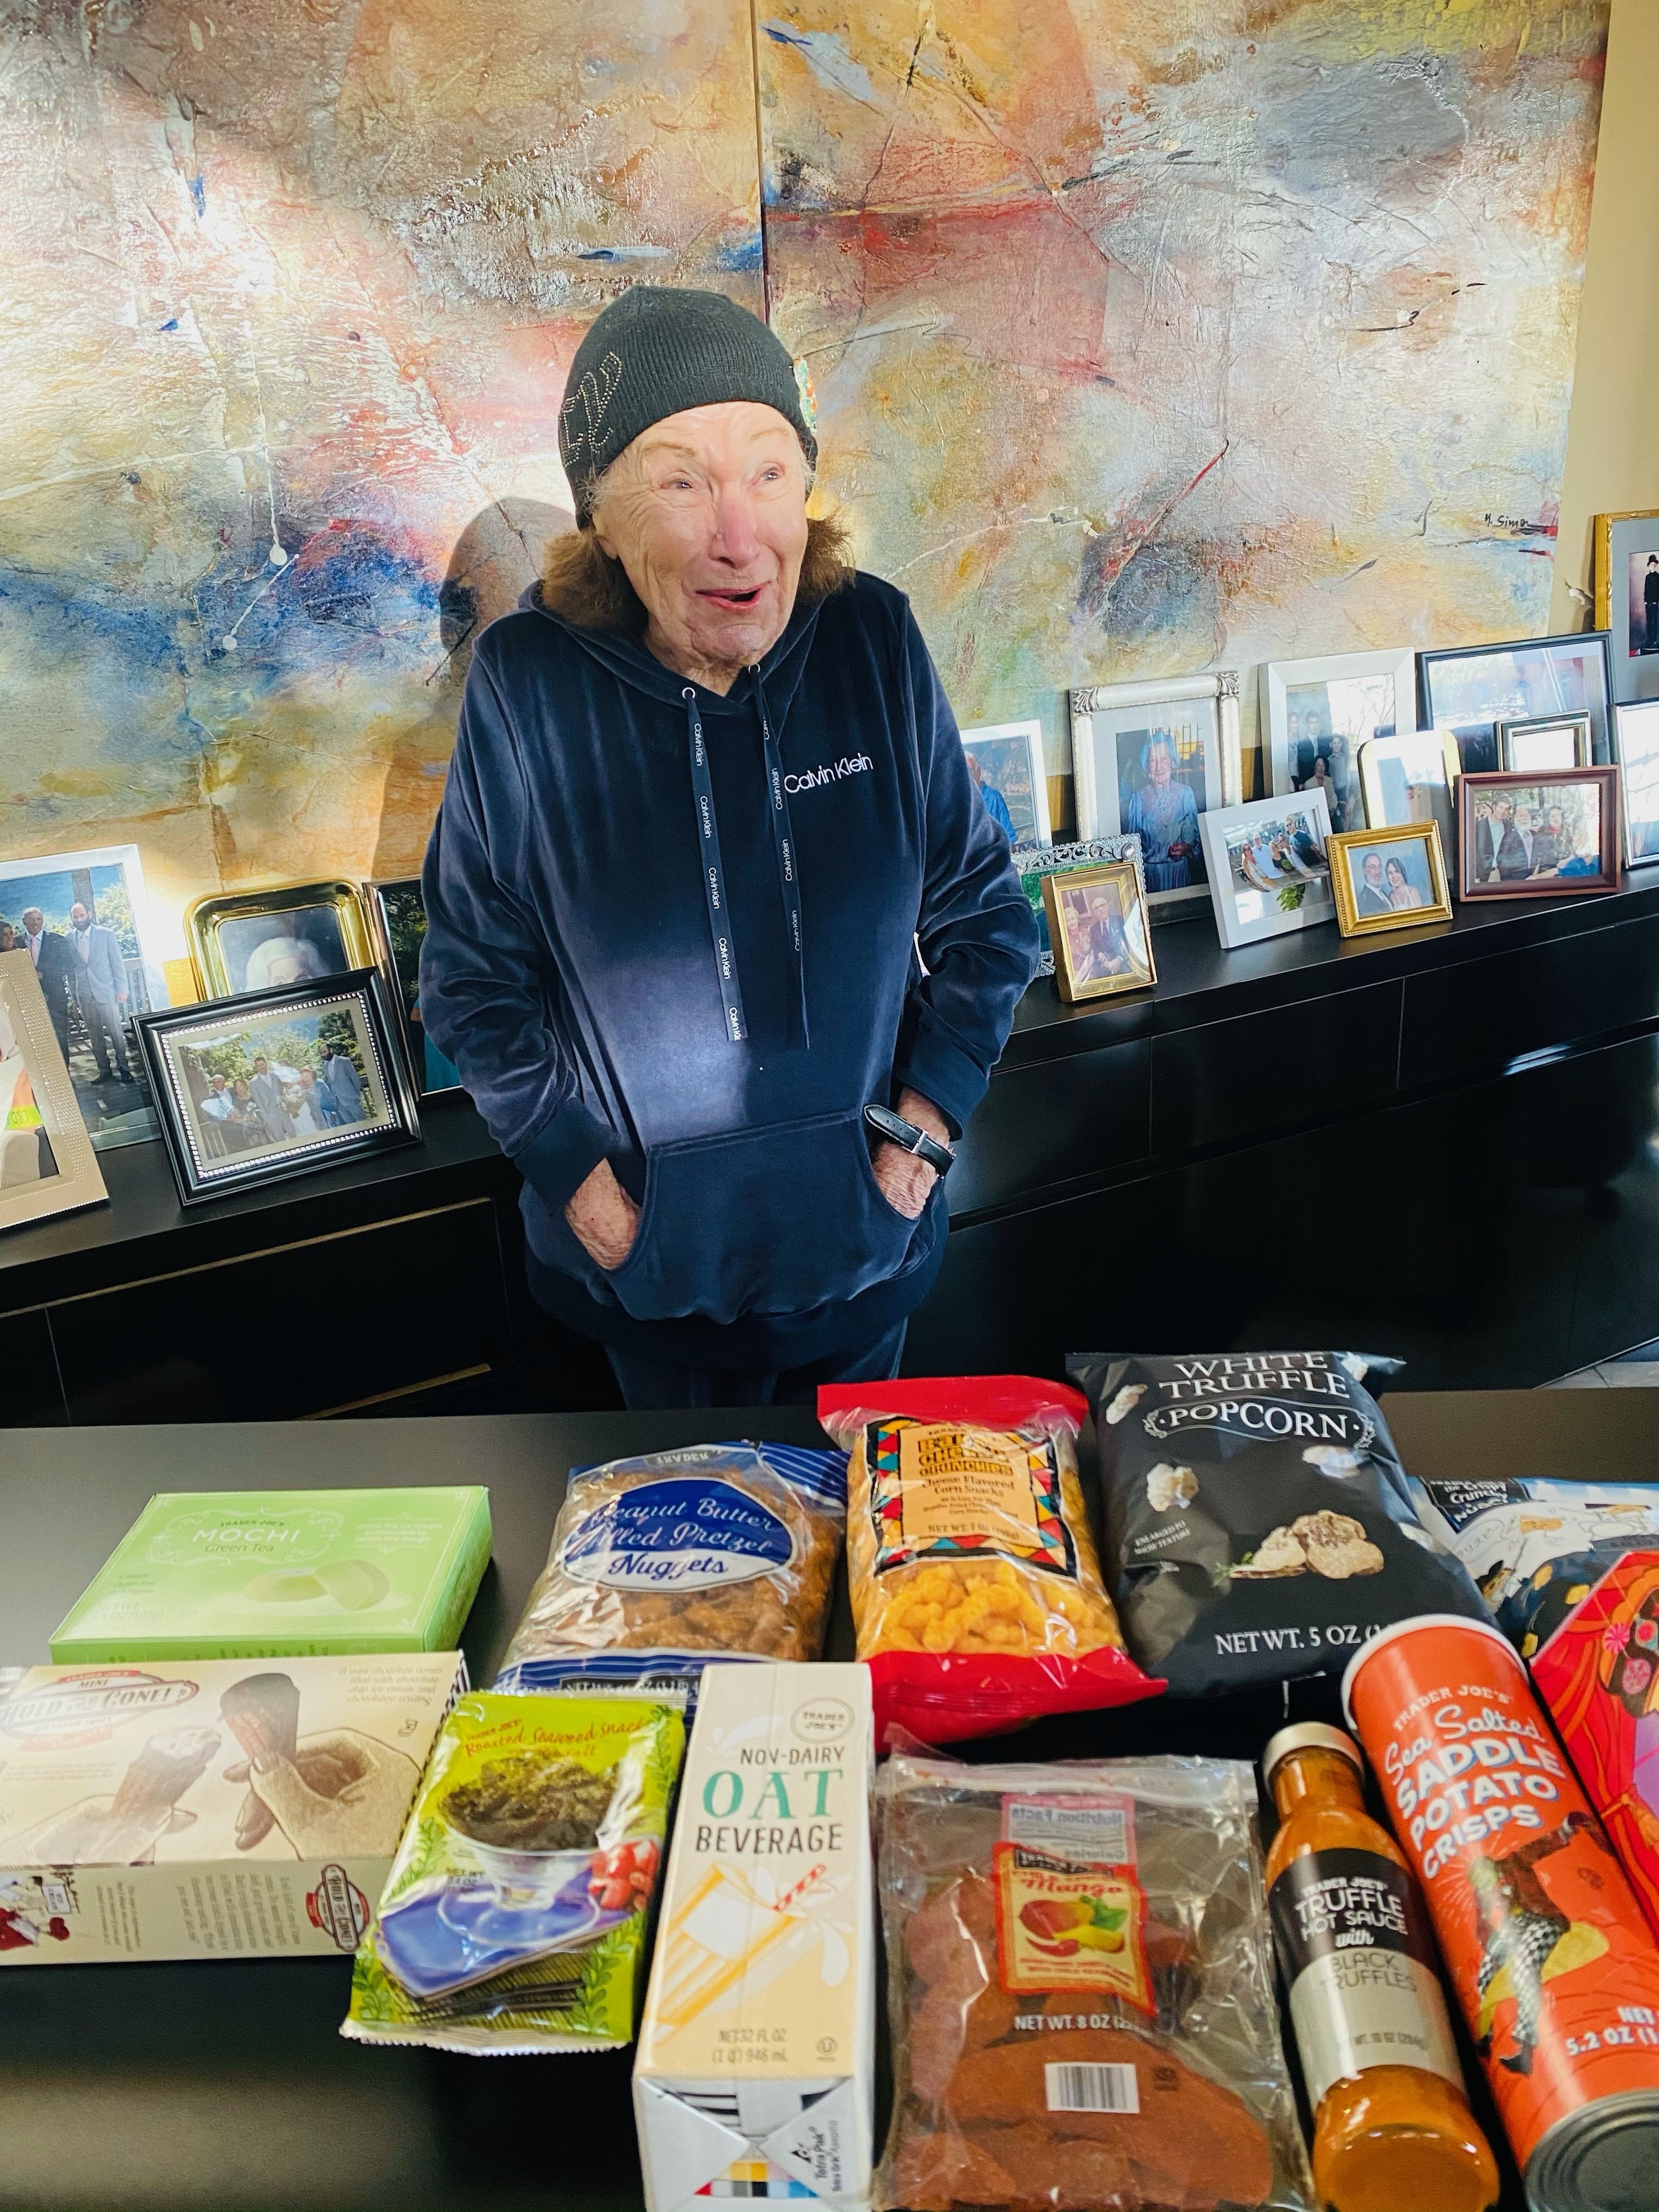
[1070,674,1243,911]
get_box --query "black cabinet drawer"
[1401,913,1659,1087]
[951,1039,1150,1216]
[48,1200,509,1423]
[6,1306,67,1425]
[1151,980,1402,1154]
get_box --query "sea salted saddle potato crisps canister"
[1344,1615,1659,2212]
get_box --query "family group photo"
[172,1005,384,1167]
[1223,808,1330,906]
[1467,781,1606,885]
[1282,672,1400,836]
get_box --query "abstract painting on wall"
[0,0,1611,932]
[759,1,1608,761]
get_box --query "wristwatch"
[864,1102,955,1178]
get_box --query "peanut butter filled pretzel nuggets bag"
[818,1377,1158,1744]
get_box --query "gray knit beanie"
[558,286,818,525]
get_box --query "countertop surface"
[0,1393,1610,2210]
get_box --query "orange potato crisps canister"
[1344,1614,1659,2212]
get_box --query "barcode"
[1045,2062,1139,2114]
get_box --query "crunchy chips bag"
[342,1690,682,2054]
[874,1750,1312,2211]
[818,1377,1159,1744]
[494,1442,845,1705]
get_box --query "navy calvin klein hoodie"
[419,568,1039,1367]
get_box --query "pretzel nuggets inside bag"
[819,1378,1159,1744]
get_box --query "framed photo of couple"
[1327,824,1452,939]
[1041,856,1156,1003]
[1069,674,1242,912]
[136,971,420,1205]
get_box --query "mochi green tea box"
[50,1489,493,1662]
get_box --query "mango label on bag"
[869,1421,1076,1578]
[992,1792,1150,2006]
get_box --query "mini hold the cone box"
[634,1662,875,2212]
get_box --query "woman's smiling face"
[591,401,810,688]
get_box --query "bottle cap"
[1261,1721,1365,1788]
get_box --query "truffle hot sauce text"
[1344,1615,1659,2212]
[1262,1722,1498,2212]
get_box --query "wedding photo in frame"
[959,720,1051,849]
[1198,790,1334,950]
[0,951,108,1234]
[366,878,462,1097]
[1262,646,1416,837]
[1594,508,1659,702]
[1328,823,1453,940]
[186,880,375,1002]
[1420,632,1614,774]
[1457,766,1620,901]
[1070,674,1241,911]
[1040,857,1156,1003]
[136,970,420,1206]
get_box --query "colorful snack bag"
[1344,1614,1659,2211]
[494,1442,846,1704]
[1417,1477,1659,1655]
[818,1376,1159,1745]
[874,1749,1312,2211]
[1070,1351,1487,1695]
[1531,1550,1659,1944]
[342,1689,683,2054]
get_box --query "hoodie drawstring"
[682,676,810,1050]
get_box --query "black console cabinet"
[8,872,1659,1420]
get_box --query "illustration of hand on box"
[15,1727,220,1865]
[220,1668,418,1856]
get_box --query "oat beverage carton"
[634,1662,874,2212]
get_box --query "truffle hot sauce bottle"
[1263,1723,1500,2212]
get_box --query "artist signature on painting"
[1484,513,1554,536]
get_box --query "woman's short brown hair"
[539,513,854,634]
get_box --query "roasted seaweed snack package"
[874,1750,1312,2212]
[494,1441,845,1704]
[818,1376,1159,1745]
[1070,1352,1486,1695]
[342,1690,683,2054]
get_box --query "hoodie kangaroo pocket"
[606,1107,924,1326]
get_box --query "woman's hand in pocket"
[565,1159,641,1270]
[872,1088,951,1220]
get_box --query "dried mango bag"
[818,1378,1159,1743]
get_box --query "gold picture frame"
[1595,508,1659,631]
[1040,858,1156,1001]
[186,881,374,1003]
[0,951,108,1232]
[1327,822,1452,939]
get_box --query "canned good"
[1344,1614,1659,2212]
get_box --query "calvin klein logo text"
[784,755,874,794]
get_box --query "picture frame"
[0,842,171,1151]
[1614,699,1659,868]
[365,879,462,1097]
[186,881,375,1003]
[1261,646,1416,838]
[1010,838,1142,977]
[1069,674,1241,911]
[959,720,1052,849]
[0,952,108,1233]
[1457,767,1621,901]
[1040,859,1157,1003]
[1328,823,1453,939]
[135,970,420,1206]
[1594,509,1659,702]
[1418,633,1615,775]
[1496,713,1592,774]
[1197,790,1334,950]
[1357,730,1455,860]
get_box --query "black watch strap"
[864,1102,955,1177]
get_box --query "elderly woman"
[421,286,1037,1407]
[1126,732,1201,891]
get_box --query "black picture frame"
[1418,631,1615,775]
[364,877,462,1098]
[135,969,420,1206]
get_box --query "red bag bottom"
[869,1644,1166,1747]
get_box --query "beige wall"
[1552,0,1659,631]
